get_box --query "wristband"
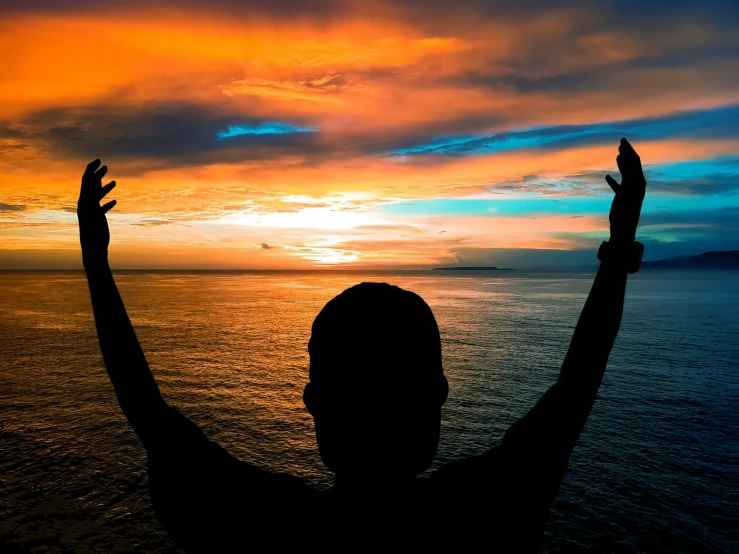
[597,241,644,274]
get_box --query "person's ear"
[438,375,449,406]
[303,382,317,416]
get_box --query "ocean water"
[0,270,737,553]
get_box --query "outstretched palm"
[605,138,646,244]
[78,159,117,262]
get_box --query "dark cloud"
[0,0,352,18]
[4,2,739,172]
[640,205,739,228]
[489,158,739,197]
[448,247,597,269]
[0,125,28,153]
[0,126,25,139]
[2,97,513,169]
[5,101,324,166]
[4,0,738,25]
[452,53,739,97]
[637,206,739,259]
[5,75,738,171]
[0,142,27,154]
[647,175,739,196]
[0,202,26,212]
[391,104,739,157]
[261,242,274,249]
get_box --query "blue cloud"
[217,122,316,140]
[649,157,739,181]
[383,194,739,218]
[389,104,739,157]
[382,152,739,260]
[383,148,739,261]
[480,157,739,197]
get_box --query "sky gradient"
[1,0,738,268]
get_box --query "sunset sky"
[1,0,738,268]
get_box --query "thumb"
[605,175,620,194]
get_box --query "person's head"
[303,282,448,480]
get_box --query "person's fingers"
[94,165,108,181]
[619,139,641,173]
[85,159,101,175]
[620,138,637,157]
[605,175,620,193]
[80,160,102,199]
[102,199,117,213]
[616,153,625,176]
[100,181,116,200]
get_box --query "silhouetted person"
[77,139,647,552]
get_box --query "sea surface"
[1,270,737,553]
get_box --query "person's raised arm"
[77,159,168,448]
[428,139,647,552]
[556,138,646,407]
[77,161,315,552]
[504,138,647,460]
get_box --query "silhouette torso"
[146,403,568,552]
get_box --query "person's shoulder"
[257,467,320,497]
[148,429,318,500]
[428,445,509,490]
[148,440,318,551]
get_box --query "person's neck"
[333,471,417,496]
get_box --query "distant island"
[433,266,514,271]
[642,250,739,270]
[432,251,739,272]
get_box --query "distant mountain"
[433,266,514,271]
[642,250,739,269]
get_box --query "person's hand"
[77,159,117,264]
[605,138,646,245]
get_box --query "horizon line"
[3,264,734,273]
